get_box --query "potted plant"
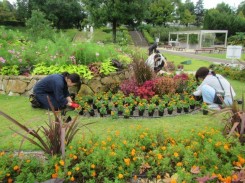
[123,107,131,119]
[201,102,209,115]
[111,110,118,119]
[147,103,156,117]
[176,100,183,113]
[189,96,197,109]
[117,103,124,115]
[158,100,166,116]
[107,102,114,115]
[85,103,95,116]
[182,101,190,113]
[99,105,107,117]
[150,95,160,105]
[167,101,175,115]
[138,102,146,116]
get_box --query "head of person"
[62,72,81,87]
[195,67,216,82]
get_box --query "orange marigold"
[124,158,130,166]
[59,160,65,166]
[70,176,75,182]
[173,152,179,157]
[91,164,96,169]
[67,171,72,176]
[52,173,58,179]
[13,166,19,171]
[7,178,13,183]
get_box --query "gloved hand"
[70,102,80,109]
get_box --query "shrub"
[136,80,156,100]
[154,76,178,95]
[120,78,138,96]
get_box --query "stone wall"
[0,69,132,96]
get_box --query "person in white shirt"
[193,67,236,109]
[145,52,168,74]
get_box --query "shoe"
[208,104,221,110]
[65,116,72,123]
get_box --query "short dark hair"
[195,67,209,81]
[62,72,81,86]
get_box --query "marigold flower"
[133,175,137,180]
[91,171,96,177]
[157,154,163,160]
[75,167,80,171]
[6,173,10,177]
[7,178,13,183]
[70,176,75,181]
[111,144,115,149]
[238,156,245,165]
[67,171,72,176]
[161,146,166,150]
[115,130,120,136]
[91,164,96,169]
[224,144,229,150]
[26,159,31,163]
[69,154,73,158]
[140,134,145,139]
[232,174,238,181]
[173,152,179,157]
[69,146,73,150]
[141,146,146,150]
[13,166,19,171]
[118,173,124,179]
[59,160,65,166]
[124,158,130,166]
[131,149,136,156]
[52,173,58,179]
[123,140,127,145]
[157,175,161,179]
[110,152,116,156]
[177,162,183,166]
[170,179,177,183]
[193,152,197,157]
[73,155,78,160]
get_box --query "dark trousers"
[35,94,65,110]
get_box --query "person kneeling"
[193,67,236,110]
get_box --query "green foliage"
[100,59,117,75]
[142,29,154,44]
[0,65,19,75]
[26,10,55,42]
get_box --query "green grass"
[0,76,243,151]
[164,53,212,71]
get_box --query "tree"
[237,1,245,16]
[15,0,30,22]
[180,9,196,27]
[0,0,15,22]
[82,0,150,43]
[148,0,174,27]
[194,0,204,27]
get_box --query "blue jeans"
[201,85,233,106]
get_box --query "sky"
[189,0,243,9]
[6,0,244,10]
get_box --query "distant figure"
[145,52,168,74]
[148,42,158,55]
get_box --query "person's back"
[148,42,158,55]
[145,53,167,73]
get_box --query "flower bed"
[1,127,244,182]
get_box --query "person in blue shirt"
[32,72,81,110]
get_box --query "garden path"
[158,47,241,65]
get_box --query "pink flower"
[0,57,6,63]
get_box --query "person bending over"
[145,52,168,74]
[148,42,158,55]
[193,67,236,109]
[32,72,81,110]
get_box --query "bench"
[175,47,186,51]
[163,45,173,49]
[195,48,214,54]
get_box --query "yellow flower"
[91,171,96,177]
[174,152,179,157]
[141,146,146,150]
[224,144,229,151]
[73,155,78,160]
[70,176,75,182]
[193,152,198,157]
[123,140,127,145]
[157,175,161,179]
[91,164,96,169]
[26,159,31,163]
[177,162,183,166]
[75,167,80,171]
[170,179,177,183]
[124,158,130,166]
[13,166,19,171]
[161,146,166,150]
[118,173,124,179]
[157,154,163,160]
[6,173,10,177]
[59,160,65,166]
[67,171,72,176]
[69,146,73,150]
[115,130,120,136]
[131,149,136,156]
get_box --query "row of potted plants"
[76,92,202,118]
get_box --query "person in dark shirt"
[32,72,81,110]
[148,42,158,55]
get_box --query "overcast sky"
[6,0,244,10]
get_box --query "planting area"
[0,27,245,183]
